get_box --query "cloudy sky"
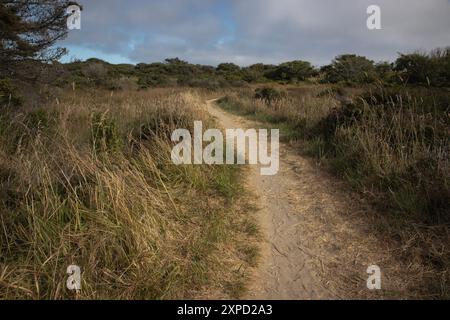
[61,0,450,66]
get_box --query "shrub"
[321,54,376,84]
[254,87,286,104]
[81,62,108,85]
[375,62,397,84]
[217,63,242,81]
[395,53,435,85]
[394,48,450,87]
[266,60,316,82]
[0,79,23,106]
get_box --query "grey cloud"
[62,0,450,66]
[228,0,450,65]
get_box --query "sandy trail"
[206,99,333,299]
[206,99,406,300]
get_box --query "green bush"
[375,62,397,84]
[254,87,286,104]
[394,48,450,87]
[217,63,243,81]
[321,54,376,84]
[0,79,23,106]
[266,60,316,82]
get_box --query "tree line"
[58,48,450,89]
[1,0,449,105]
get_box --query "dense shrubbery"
[16,46,448,94]
[266,60,316,82]
[395,48,450,87]
[318,47,450,86]
[320,54,377,84]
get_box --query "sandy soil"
[206,99,406,300]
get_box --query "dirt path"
[206,99,406,300]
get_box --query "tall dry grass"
[217,86,338,142]
[218,85,450,298]
[0,89,258,299]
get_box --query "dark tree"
[394,48,450,86]
[216,63,242,81]
[0,0,78,77]
[321,54,376,84]
[267,60,316,82]
[217,63,241,73]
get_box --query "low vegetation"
[1,1,448,299]
[0,89,259,299]
[218,84,450,298]
[25,47,447,94]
